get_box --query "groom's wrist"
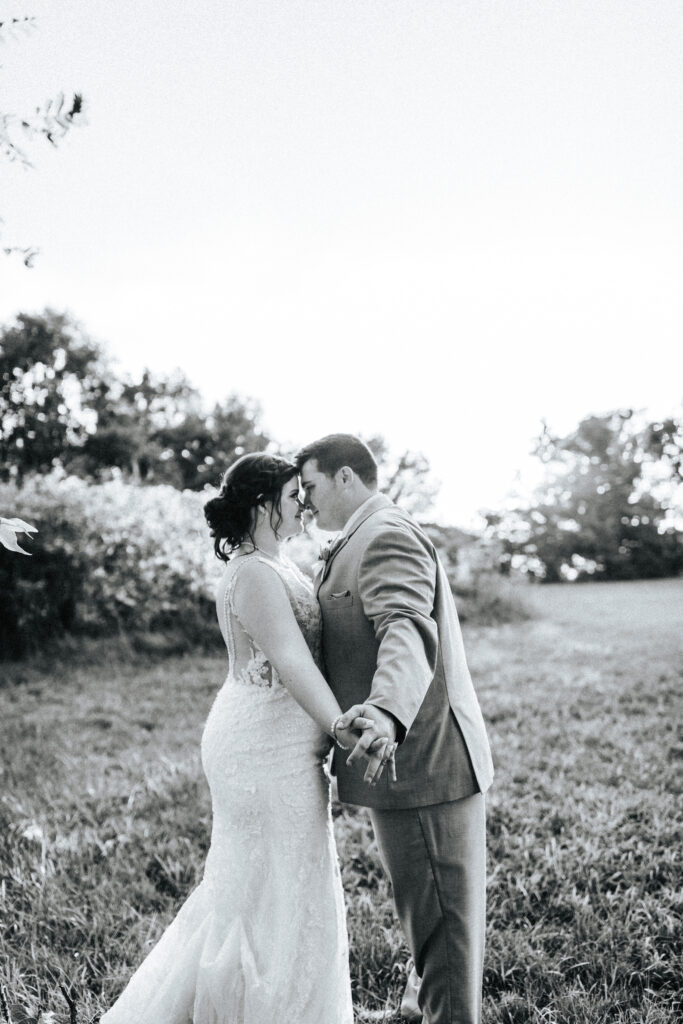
[364,702,405,744]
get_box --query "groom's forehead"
[300,459,322,484]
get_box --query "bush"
[453,572,532,626]
[423,525,532,625]
[0,475,532,659]
[0,474,223,657]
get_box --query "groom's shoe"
[399,963,422,1021]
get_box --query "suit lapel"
[316,494,392,592]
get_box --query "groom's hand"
[337,704,398,783]
[338,703,398,750]
[333,717,390,785]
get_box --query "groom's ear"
[337,466,354,487]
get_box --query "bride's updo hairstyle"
[204,452,298,563]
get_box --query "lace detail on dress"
[235,646,273,688]
[219,552,323,691]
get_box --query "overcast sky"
[1,0,682,525]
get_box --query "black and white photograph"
[1,2,681,1022]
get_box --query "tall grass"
[1,579,681,1023]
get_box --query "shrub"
[0,475,532,659]
[0,474,223,657]
[423,526,532,625]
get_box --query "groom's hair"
[295,434,378,487]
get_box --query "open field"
[1,579,681,1023]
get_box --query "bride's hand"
[334,721,395,785]
[334,717,373,753]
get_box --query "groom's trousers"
[369,793,486,1024]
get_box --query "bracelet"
[330,715,350,750]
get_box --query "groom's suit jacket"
[317,494,494,809]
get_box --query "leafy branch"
[0,8,86,264]
[1,92,84,167]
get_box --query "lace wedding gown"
[101,552,353,1024]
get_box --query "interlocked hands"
[333,704,398,786]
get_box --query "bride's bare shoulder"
[230,555,289,607]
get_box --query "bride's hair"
[204,452,298,563]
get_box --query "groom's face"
[300,459,345,532]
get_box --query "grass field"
[1,578,681,1023]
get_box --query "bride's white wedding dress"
[101,552,353,1024]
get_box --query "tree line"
[1,310,681,582]
[0,310,269,490]
[0,310,437,511]
[486,410,682,581]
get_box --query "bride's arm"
[231,559,345,738]
[233,560,394,783]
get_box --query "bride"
[100,452,394,1024]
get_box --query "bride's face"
[272,477,304,540]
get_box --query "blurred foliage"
[1,310,270,490]
[0,475,528,659]
[0,515,37,554]
[0,311,104,482]
[486,409,683,581]
[365,434,440,518]
[0,306,534,657]
[0,474,223,658]
[1,13,85,265]
[2,310,443,512]
[421,523,532,625]
[149,396,270,490]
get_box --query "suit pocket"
[324,590,354,610]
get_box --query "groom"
[296,434,494,1024]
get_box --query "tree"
[0,310,104,482]
[364,435,440,518]
[1,10,85,264]
[61,372,270,489]
[151,395,271,490]
[71,367,202,484]
[486,410,683,581]
[2,308,272,489]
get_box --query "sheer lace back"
[219,556,276,689]
[217,551,323,690]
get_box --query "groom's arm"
[357,525,439,738]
